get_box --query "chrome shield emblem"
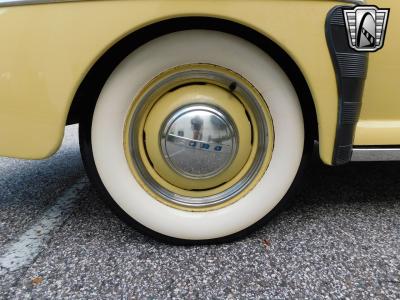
[343,6,390,52]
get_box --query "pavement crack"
[0,176,89,298]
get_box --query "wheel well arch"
[68,17,318,143]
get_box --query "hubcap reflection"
[161,105,238,179]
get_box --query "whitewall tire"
[80,30,305,242]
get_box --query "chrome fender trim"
[0,0,80,6]
[0,0,366,8]
[352,148,400,161]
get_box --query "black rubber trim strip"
[326,6,368,165]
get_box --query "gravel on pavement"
[0,125,399,299]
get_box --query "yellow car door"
[355,0,400,145]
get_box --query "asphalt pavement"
[0,125,399,299]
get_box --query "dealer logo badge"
[343,6,390,52]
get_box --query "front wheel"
[80,30,306,243]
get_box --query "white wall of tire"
[91,30,304,240]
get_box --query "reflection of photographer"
[191,115,204,140]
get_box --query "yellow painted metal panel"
[0,1,341,163]
[354,0,400,145]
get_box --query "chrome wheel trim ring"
[125,64,272,208]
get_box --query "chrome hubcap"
[161,105,238,179]
[123,64,274,210]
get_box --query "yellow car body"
[0,0,398,165]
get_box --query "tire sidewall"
[88,30,305,240]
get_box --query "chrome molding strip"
[351,148,400,161]
[0,0,366,8]
[0,0,82,7]
[341,0,366,4]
